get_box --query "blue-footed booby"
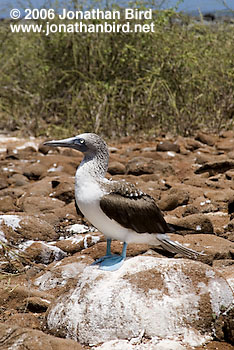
[44,133,203,271]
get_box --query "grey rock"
[46,256,233,347]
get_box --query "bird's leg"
[99,242,128,271]
[91,238,115,265]
[106,238,112,256]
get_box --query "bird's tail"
[156,234,205,258]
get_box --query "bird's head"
[44,133,108,155]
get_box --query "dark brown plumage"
[100,189,172,235]
[99,180,205,258]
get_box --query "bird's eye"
[74,138,85,145]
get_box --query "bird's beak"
[44,136,77,149]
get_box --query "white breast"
[75,174,127,241]
[75,168,161,246]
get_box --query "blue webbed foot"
[91,254,118,266]
[99,255,125,271]
[91,240,127,271]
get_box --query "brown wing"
[100,188,172,234]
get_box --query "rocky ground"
[0,131,234,350]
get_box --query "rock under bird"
[44,133,203,271]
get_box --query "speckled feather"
[100,181,172,234]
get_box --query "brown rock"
[203,212,230,236]
[126,157,174,176]
[0,284,54,311]
[35,212,61,226]
[62,148,82,157]
[120,136,134,144]
[140,151,163,160]
[19,216,58,241]
[184,138,203,151]
[27,145,38,152]
[63,201,78,218]
[51,205,80,221]
[190,197,217,214]
[207,174,223,182]
[24,177,53,197]
[108,161,125,175]
[156,140,180,153]
[5,146,19,159]
[213,259,234,269]
[226,170,234,180]
[168,213,214,233]
[25,296,51,312]
[205,178,233,191]
[126,157,155,175]
[158,195,182,211]
[51,182,75,204]
[195,160,234,176]
[182,204,200,216]
[24,241,66,264]
[195,341,233,350]
[138,174,160,182]
[0,196,18,212]
[158,188,189,211]
[220,130,234,138]
[228,150,234,159]
[40,155,78,176]
[136,181,162,200]
[38,142,51,154]
[216,138,234,152]
[220,231,234,242]
[0,215,57,243]
[169,233,234,260]
[195,132,217,146]
[216,264,234,291]
[18,146,37,155]
[142,146,156,152]
[54,232,104,254]
[226,218,234,231]
[23,162,47,180]
[5,313,42,330]
[22,196,65,214]
[195,153,213,165]
[183,175,209,188]
[0,323,83,350]
[214,306,234,345]
[8,173,29,186]
[0,176,8,190]
[204,190,234,203]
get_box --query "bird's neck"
[76,150,109,181]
